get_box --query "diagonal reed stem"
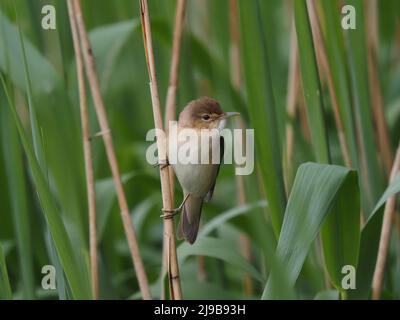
[229,0,241,90]
[366,0,393,177]
[372,142,400,299]
[164,0,186,131]
[307,0,351,167]
[67,0,98,300]
[139,0,182,300]
[366,1,396,268]
[164,0,186,203]
[70,0,151,300]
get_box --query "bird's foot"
[160,194,190,219]
[160,208,181,219]
[153,158,170,170]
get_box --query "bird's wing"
[177,193,203,244]
[204,136,224,202]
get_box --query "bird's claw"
[153,158,170,170]
[160,194,189,219]
[160,207,181,219]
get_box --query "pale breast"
[173,162,219,197]
[170,127,221,197]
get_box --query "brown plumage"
[170,96,239,244]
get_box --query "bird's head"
[178,96,239,130]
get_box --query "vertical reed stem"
[140,0,182,300]
[164,0,186,200]
[165,0,186,131]
[160,0,186,299]
[285,17,300,191]
[71,0,151,300]
[67,0,98,300]
[229,0,241,90]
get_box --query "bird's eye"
[202,114,211,121]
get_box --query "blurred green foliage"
[0,0,399,300]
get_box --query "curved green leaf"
[178,236,264,283]
[238,0,286,237]
[89,19,140,91]
[1,75,91,299]
[349,174,400,299]
[263,163,358,299]
[321,170,360,292]
[1,93,34,299]
[199,200,267,237]
[0,11,60,95]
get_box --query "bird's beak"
[222,112,240,119]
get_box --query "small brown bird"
[166,97,239,244]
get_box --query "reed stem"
[307,0,351,167]
[366,0,393,176]
[71,0,151,300]
[160,0,186,299]
[372,143,400,299]
[140,0,182,300]
[285,17,300,191]
[67,0,98,300]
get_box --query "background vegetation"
[0,0,400,300]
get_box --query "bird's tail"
[177,194,203,244]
